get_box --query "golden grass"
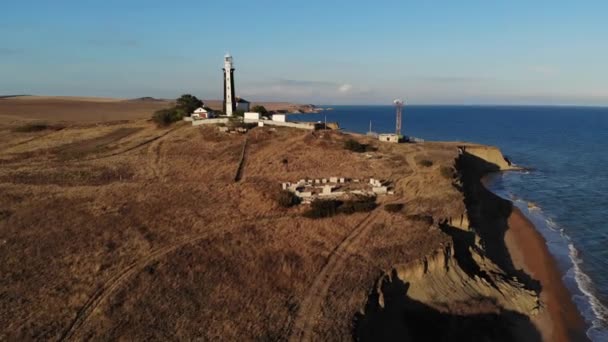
[0,113,466,340]
[0,96,172,122]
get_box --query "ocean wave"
[569,244,608,330]
[488,179,608,339]
[544,217,558,230]
[534,207,608,339]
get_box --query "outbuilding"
[192,107,214,119]
[236,97,251,112]
[244,112,260,120]
[272,114,287,122]
[378,133,400,143]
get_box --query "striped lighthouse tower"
[223,53,236,116]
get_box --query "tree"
[251,105,268,115]
[152,107,186,126]
[343,139,376,153]
[175,94,203,116]
[276,190,300,207]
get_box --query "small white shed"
[192,107,214,119]
[378,134,399,143]
[244,112,260,120]
[272,114,287,122]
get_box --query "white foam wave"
[544,217,559,231]
[487,174,608,338]
[569,243,608,330]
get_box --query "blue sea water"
[291,106,608,340]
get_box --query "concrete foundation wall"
[243,119,315,130]
[193,117,316,130]
[192,118,230,126]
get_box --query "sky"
[1,1,608,105]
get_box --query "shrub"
[418,159,433,167]
[105,240,118,252]
[344,139,376,153]
[440,166,454,179]
[152,107,185,126]
[14,123,50,132]
[0,210,12,220]
[251,105,268,115]
[384,203,404,213]
[406,214,434,225]
[277,190,300,207]
[339,196,377,214]
[304,199,342,218]
[175,94,203,115]
[304,196,376,219]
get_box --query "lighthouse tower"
[223,54,236,116]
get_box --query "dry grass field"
[0,96,310,124]
[0,96,172,122]
[0,97,545,340]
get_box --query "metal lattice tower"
[394,99,404,135]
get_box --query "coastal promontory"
[0,100,583,341]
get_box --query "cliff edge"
[354,146,547,341]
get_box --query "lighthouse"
[223,54,236,116]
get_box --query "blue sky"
[1,1,607,105]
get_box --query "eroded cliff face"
[460,145,517,171]
[389,242,538,316]
[354,147,542,342]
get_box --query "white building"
[244,112,260,120]
[378,133,400,143]
[272,114,287,122]
[192,107,214,119]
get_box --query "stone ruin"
[281,177,393,204]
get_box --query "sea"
[291,105,608,340]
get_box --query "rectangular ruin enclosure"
[282,178,393,202]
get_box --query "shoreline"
[485,180,589,341]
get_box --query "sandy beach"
[505,207,588,341]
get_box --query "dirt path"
[398,146,427,195]
[0,128,64,153]
[81,125,181,163]
[288,209,383,342]
[58,213,293,341]
[234,135,249,182]
[0,126,182,168]
[404,145,424,175]
[146,139,165,180]
[58,233,210,341]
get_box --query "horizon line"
[2,94,608,108]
